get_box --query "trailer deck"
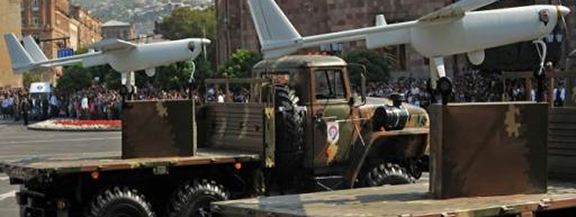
[1,148,260,182]
[212,181,576,217]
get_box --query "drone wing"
[91,39,137,52]
[419,0,498,22]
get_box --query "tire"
[85,186,156,217]
[274,85,305,171]
[363,163,414,187]
[167,179,229,217]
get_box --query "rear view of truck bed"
[212,181,576,217]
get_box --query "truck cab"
[252,55,429,190]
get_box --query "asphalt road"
[0,121,121,217]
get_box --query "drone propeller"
[557,0,570,39]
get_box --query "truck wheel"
[363,163,413,187]
[85,186,156,217]
[167,179,229,217]
[274,85,305,171]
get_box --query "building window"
[32,0,39,11]
[32,16,40,26]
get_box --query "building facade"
[0,0,23,87]
[68,18,79,50]
[216,0,575,76]
[21,0,71,59]
[70,5,102,48]
[101,20,137,40]
[21,0,101,55]
[20,0,101,82]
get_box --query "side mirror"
[361,71,367,105]
[347,63,368,107]
[348,95,357,107]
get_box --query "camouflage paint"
[122,100,195,159]
[264,107,276,168]
[3,55,431,195]
[430,102,548,199]
[253,55,430,187]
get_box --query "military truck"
[1,55,429,217]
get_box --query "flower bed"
[28,119,122,131]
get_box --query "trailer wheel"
[363,163,413,187]
[85,186,156,217]
[274,85,305,172]
[167,179,229,217]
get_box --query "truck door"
[311,68,355,167]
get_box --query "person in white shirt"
[81,96,89,110]
[554,86,566,106]
[217,93,225,103]
[1,95,8,119]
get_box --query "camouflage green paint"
[264,107,276,168]
[430,102,548,199]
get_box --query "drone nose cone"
[560,6,571,16]
[200,38,211,45]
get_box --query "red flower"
[54,120,122,128]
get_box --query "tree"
[90,65,119,89]
[148,59,208,91]
[22,70,43,88]
[217,49,262,79]
[56,65,93,93]
[343,49,394,85]
[156,7,217,64]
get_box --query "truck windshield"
[315,69,345,100]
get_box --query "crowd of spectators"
[0,85,193,124]
[0,87,28,121]
[367,69,567,108]
[0,70,569,124]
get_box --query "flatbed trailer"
[1,148,262,217]
[212,181,576,217]
[2,148,260,182]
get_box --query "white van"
[29,82,52,95]
[29,82,53,120]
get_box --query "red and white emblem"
[326,122,340,144]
